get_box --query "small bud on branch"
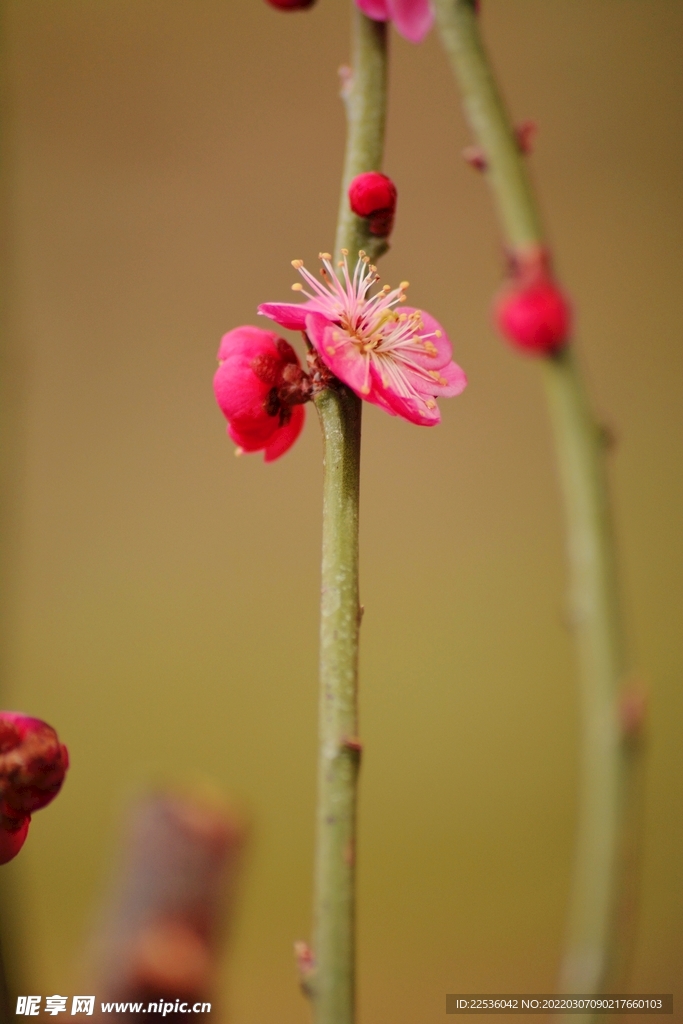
[348,172,397,237]
[493,246,572,356]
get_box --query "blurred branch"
[434,0,639,1009]
[90,793,245,1023]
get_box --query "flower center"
[289,250,448,402]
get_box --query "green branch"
[308,9,388,1024]
[434,0,631,1007]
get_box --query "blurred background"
[0,0,680,1020]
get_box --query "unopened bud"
[493,247,571,355]
[348,172,397,237]
[0,712,69,863]
[265,0,315,9]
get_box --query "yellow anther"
[399,295,407,302]
[369,265,377,272]
[291,259,304,269]
[426,400,437,409]
[358,250,366,257]
[435,330,442,337]
[338,261,344,268]
[400,281,409,289]
[341,248,349,256]
[319,252,332,260]
[424,341,438,356]
[292,283,304,291]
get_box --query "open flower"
[354,0,434,44]
[259,251,466,426]
[213,326,308,462]
[0,712,69,864]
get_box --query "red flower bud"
[0,712,69,863]
[493,247,571,355]
[265,0,315,9]
[348,172,397,237]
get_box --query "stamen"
[291,259,304,269]
[319,252,332,260]
[292,283,304,291]
[341,248,349,256]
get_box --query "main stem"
[310,10,387,1024]
[435,0,628,1005]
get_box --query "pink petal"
[355,0,391,20]
[379,383,442,425]
[264,404,306,462]
[258,302,312,331]
[213,361,270,422]
[410,358,468,398]
[217,325,280,363]
[228,416,279,451]
[306,313,372,399]
[386,0,434,43]
[401,307,454,369]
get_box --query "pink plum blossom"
[0,712,69,864]
[213,326,308,461]
[355,0,434,44]
[259,251,466,426]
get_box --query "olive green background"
[0,0,681,1021]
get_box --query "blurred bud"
[619,685,648,741]
[493,247,572,355]
[0,816,30,866]
[348,171,397,237]
[0,712,69,863]
[265,0,316,9]
[515,119,537,156]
